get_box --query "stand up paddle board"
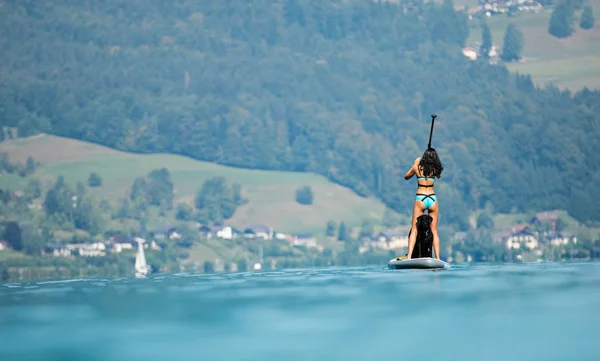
[388,256,450,270]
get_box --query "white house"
[67,242,106,257]
[545,232,577,246]
[212,226,234,240]
[153,224,180,240]
[43,244,71,257]
[462,47,478,61]
[497,224,539,250]
[375,229,410,249]
[108,236,134,253]
[360,228,410,254]
[292,234,317,248]
[244,224,274,240]
[275,232,288,240]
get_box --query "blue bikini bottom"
[415,193,437,209]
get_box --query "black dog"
[408,214,433,259]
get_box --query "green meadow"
[0,134,388,234]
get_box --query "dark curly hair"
[419,147,443,178]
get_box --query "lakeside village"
[0,210,580,274]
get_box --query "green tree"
[146,168,174,209]
[343,236,361,254]
[73,182,104,234]
[325,220,337,237]
[337,222,347,241]
[232,183,247,205]
[568,0,585,10]
[555,218,566,232]
[25,156,36,175]
[175,202,194,221]
[0,189,10,204]
[580,4,595,29]
[43,176,74,222]
[0,153,13,173]
[359,219,374,239]
[476,212,495,229]
[115,198,132,219]
[431,0,470,47]
[1,267,9,281]
[501,24,524,61]
[194,177,241,223]
[237,259,248,273]
[203,260,215,273]
[295,185,314,205]
[480,21,493,59]
[87,172,103,187]
[20,222,44,256]
[24,178,43,199]
[3,221,22,251]
[194,208,210,225]
[130,177,147,203]
[549,1,576,37]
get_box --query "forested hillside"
[1,0,599,228]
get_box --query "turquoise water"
[1,261,600,361]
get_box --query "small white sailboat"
[135,239,150,278]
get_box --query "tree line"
[0,152,38,177]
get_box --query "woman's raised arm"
[404,157,420,180]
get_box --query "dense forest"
[1,0,599,229]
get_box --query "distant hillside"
[465,0,600,90]
[1,0,599,227]
[0,134,387,233]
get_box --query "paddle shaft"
[427,114,437,149]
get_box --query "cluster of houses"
[358,211,578,256]
[359,227,411,254]
[42,237,163,258]
[496,212,577,250]
[454,211,577,252]
[32,223,322,259]
[198,224,320,250]
[466,0,545,19]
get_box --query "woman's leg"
[406,201,425,259]
[428,201,440,260]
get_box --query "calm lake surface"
[1,261,600,361]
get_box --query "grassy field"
[0,134,388,234]
[464,0,600,90]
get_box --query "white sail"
[135,240,149,278]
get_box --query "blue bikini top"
[416,176,435,188]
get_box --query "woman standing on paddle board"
[404,148,444,260]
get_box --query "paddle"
[427,114,437,149]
